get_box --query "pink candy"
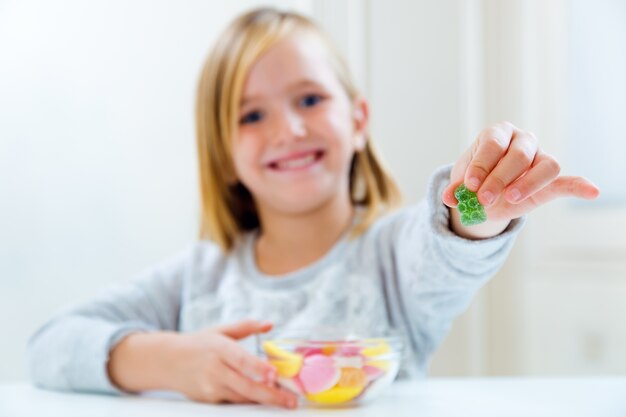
[299,354,340,394]
[363,365,385,381]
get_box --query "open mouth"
[267,150,325,171]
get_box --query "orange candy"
[338,367,367,388]
[321,344,337,356]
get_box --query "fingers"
[444,123,542,208]
[222,364,297,409]
[217,320,273,340]
[441,186,459,208]
[475,129,538,206]
[501,151,560,204]
[442,148,472,207]
[464,122,515,191]
[220,387,255,404]
[216,335,277,384]
[484,175,600,221]
[442,121,601,216]
[527,176,600,206]
[442,122,516,208]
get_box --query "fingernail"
[481,190,494,205]
[443,191,456,206]
[509,188,521,202]
[468,177,481,189]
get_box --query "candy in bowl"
[256,328,404,407]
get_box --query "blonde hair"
[196,7,402,251]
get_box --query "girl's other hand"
[172,319,297,408]
[108,320,297,409]
[441,121,600,238]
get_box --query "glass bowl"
[256,327,404,407]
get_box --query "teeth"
[275,153,316,170]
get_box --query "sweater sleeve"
[26,244,196,395]
[379,164,525,375]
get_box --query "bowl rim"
[255,326,406,356]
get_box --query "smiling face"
[232,33,367,218]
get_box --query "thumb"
[443,148,474,208]
[216,319,273,340]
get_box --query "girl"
[28,7,599,410]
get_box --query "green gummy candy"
[454,184,487,226]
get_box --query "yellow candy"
[305,385,364,405]
[365,359,390,371]
[361,340,392,372]
[361,340,390,357]
[262,341,303,378]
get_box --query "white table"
[1,378,625,417]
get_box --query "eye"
[299,94,324,108]
[240,110,263,125]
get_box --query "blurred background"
[1,0,625,382]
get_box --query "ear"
[352,96,369,151]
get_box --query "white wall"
[522,0,626,375]
[368,0,464,202]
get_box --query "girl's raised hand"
[442,121,600,237]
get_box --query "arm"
[385,121,599,375]
[27,243,297,408]
[105,322,296,409]
[27,245,192,394]
[379,165,524,376]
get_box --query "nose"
[269,106,306,145]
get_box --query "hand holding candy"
[442,121,600,238]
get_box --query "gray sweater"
[27,164,524,394]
